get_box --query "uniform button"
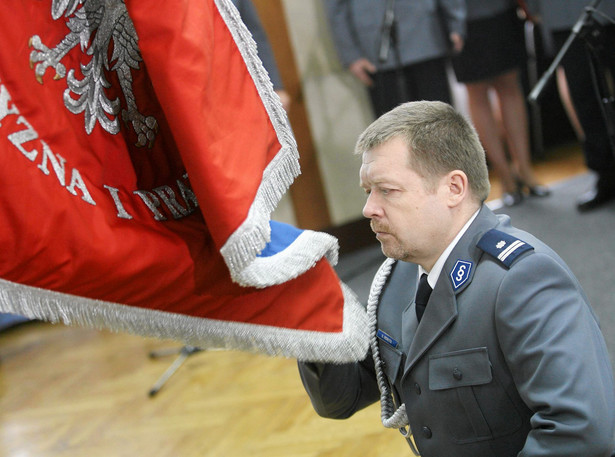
[414,383,421,395]
[453,367,463,380]
[422,426,432,439]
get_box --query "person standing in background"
[232,0,291,112]
[323,0,465,117]
[451,0,550,207]
[528,0,615,212]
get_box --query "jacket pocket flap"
[428,347,492,391]
[380,342,404,382]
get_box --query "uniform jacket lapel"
[378,260,419,355]
[402,206,500,378]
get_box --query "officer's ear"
[444,169,468,208]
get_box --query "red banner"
[0,0,368,362]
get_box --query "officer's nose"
[362,192,381,219]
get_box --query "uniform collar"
[419,209,480,288]
[403,205,499,377]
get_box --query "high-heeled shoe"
[526,184,551,197]
[501,190,523,207]
[515,178,551,198]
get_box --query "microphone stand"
[524,20,545,158]
[528,0,602,104]
[378,0,408,106]
[378,0,396,64]
[528,0,615,156]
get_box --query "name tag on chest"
[377,329,399,349]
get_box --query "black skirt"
[452,7,526,83]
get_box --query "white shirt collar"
[419,209,480,288]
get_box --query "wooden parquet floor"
[0,144,587,457]
[0,322,409,457]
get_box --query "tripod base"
[148,345,203,397]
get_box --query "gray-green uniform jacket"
[299,205,615,456]
[323,0,466,71]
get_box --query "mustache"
[371,222,390,233]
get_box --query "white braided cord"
[366,258,410,430]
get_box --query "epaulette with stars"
[477,228,534,268]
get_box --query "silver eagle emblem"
[28,0,159,148]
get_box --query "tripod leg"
[148,346,183,359]
[148,346,204,397]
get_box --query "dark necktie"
[415,273,432,322]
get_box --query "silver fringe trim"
[0,1,369,364]
[0,277,368,363]
[233,230,339,288]
[215,0,306,286]
[366,258,411,429]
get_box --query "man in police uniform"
[298,101,615,456]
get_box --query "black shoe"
[515,178,551,198]
[577,185,615,212]
[526,184,551,197]
[502,190,523,207]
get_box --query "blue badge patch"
[450,260,472,290]
[377,329,399,349]
[477,229,534,268]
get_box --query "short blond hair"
[355,101,491,203]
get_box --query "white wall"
[271,0,374,227]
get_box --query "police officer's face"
[359,136,452,270]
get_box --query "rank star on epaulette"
[477,229,534,268]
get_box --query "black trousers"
[553,24,615,176]
[369,57,452,118]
